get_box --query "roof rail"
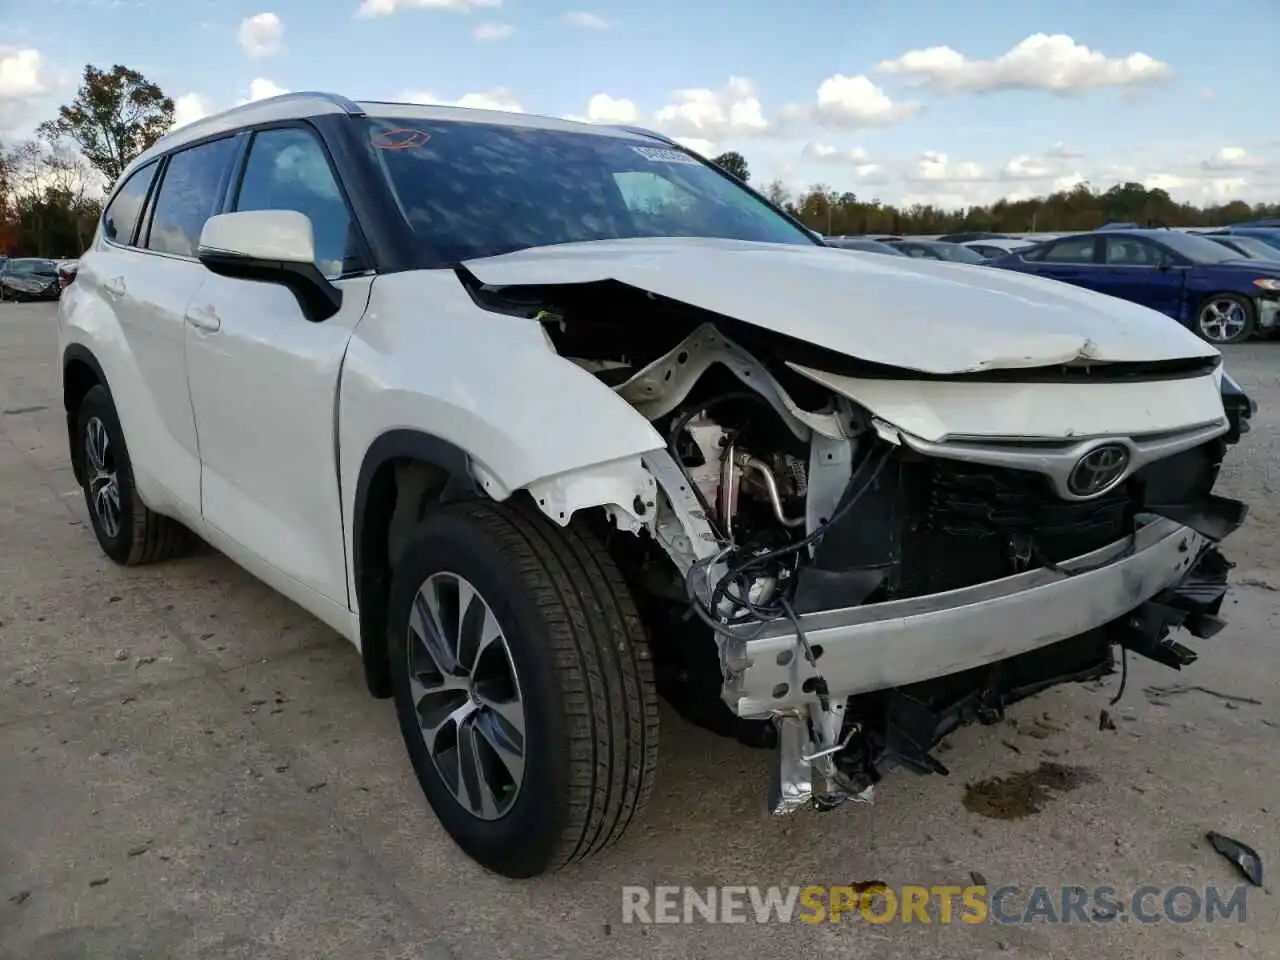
[611,124,681,147]
[286,91,367,117]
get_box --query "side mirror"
[197,210,342,322]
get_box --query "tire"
[386,498,659,878]
[76,385,190,565]
[1195,293,1256,345]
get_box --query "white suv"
[59,91,1252,878]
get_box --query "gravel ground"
[2,301,1278,959]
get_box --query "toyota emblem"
[1067,443,1131,497]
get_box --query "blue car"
[1202,226,1280,256]
[988,229,1280,345]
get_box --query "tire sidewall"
[1197,294,1256,345]
[386,508,572,877]
[76,385,139,564]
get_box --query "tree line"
[709,150,1279,236]
[2,67,1274,259]
[1,65,173,258]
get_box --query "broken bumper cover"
[722,517,1213,717]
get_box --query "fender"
[61,342,111,485]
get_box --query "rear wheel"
[75,385,190,565]
[1196,294,1256,344]
[387,499,659,878]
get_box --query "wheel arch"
[352,428,483,698]
[62,343,110,485]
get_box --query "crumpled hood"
[462,237,1220,375]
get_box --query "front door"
[184,124,373,607]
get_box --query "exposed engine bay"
[462,270,1252,814]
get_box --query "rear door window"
[144,137,239,257]
[1041,236,1098,264]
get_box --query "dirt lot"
[2,301,1278,959]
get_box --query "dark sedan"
[988,229,1280,345]
[1203,234,1280,261]
[888,239,987,264]
[0,258,62,302]
[823,237,907,257]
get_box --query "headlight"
[1253,278,1280,292]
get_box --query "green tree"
[711,151,750,183]
[38,64,174,188]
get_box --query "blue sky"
[2,0,1276,206]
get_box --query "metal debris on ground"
[1206,831,1264,887]
[1143,684,1262,706]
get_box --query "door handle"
[185,304,222,333]
[102,276,126,299]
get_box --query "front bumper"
[722,516,1209,717]
[1257,296,1280,331]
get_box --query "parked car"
[1202,234,1280,261]
[56,259,79,290]
[60,91,1251,879]
[822,236,907,256]
[888,238,988,264]
[934,231,1013,244]
[1207,227,1280,255]
[989,229,1280,344]
[961,237,1034,259]
[0,257,61,301]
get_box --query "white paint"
[462,236,1220,375]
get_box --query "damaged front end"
[460,269,1250,816]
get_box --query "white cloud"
[357,0,500,16]
[0,47,51,101]
[172,93,215,130]
[784,74,918,129]
[400,87,524,112]
[911,151,986,183]
[569,93,639,124]
[653,76,768,139]
[801,143,884,180]
[473,21,513,40]
[246,78,289,102]
[1046,141,1085,160]
[876,34,1173,95]
[238,12,284,57]
[1201,147,1265,171]
[562,10,608,29]
[675,137,716,157]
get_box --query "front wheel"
[1195,294,1256,345]
[387,499,660,878]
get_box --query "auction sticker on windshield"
[631,145,700,165]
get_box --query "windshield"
[1237,230,1280,252]
[934,243,986,263]
[1219,237,1280,260]
[363,118,816,263]
[1153,231,1238,263]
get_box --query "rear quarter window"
[102,162,158,246]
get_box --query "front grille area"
[805,438,1225,609]
[894,458,1136,598]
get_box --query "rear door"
[1031,235,1102,289]
[1093,236,1186,317]
[117,135,240,515]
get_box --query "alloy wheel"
[1198,298,1249,343]
[84,416,122,540]
[407,571,527,821]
